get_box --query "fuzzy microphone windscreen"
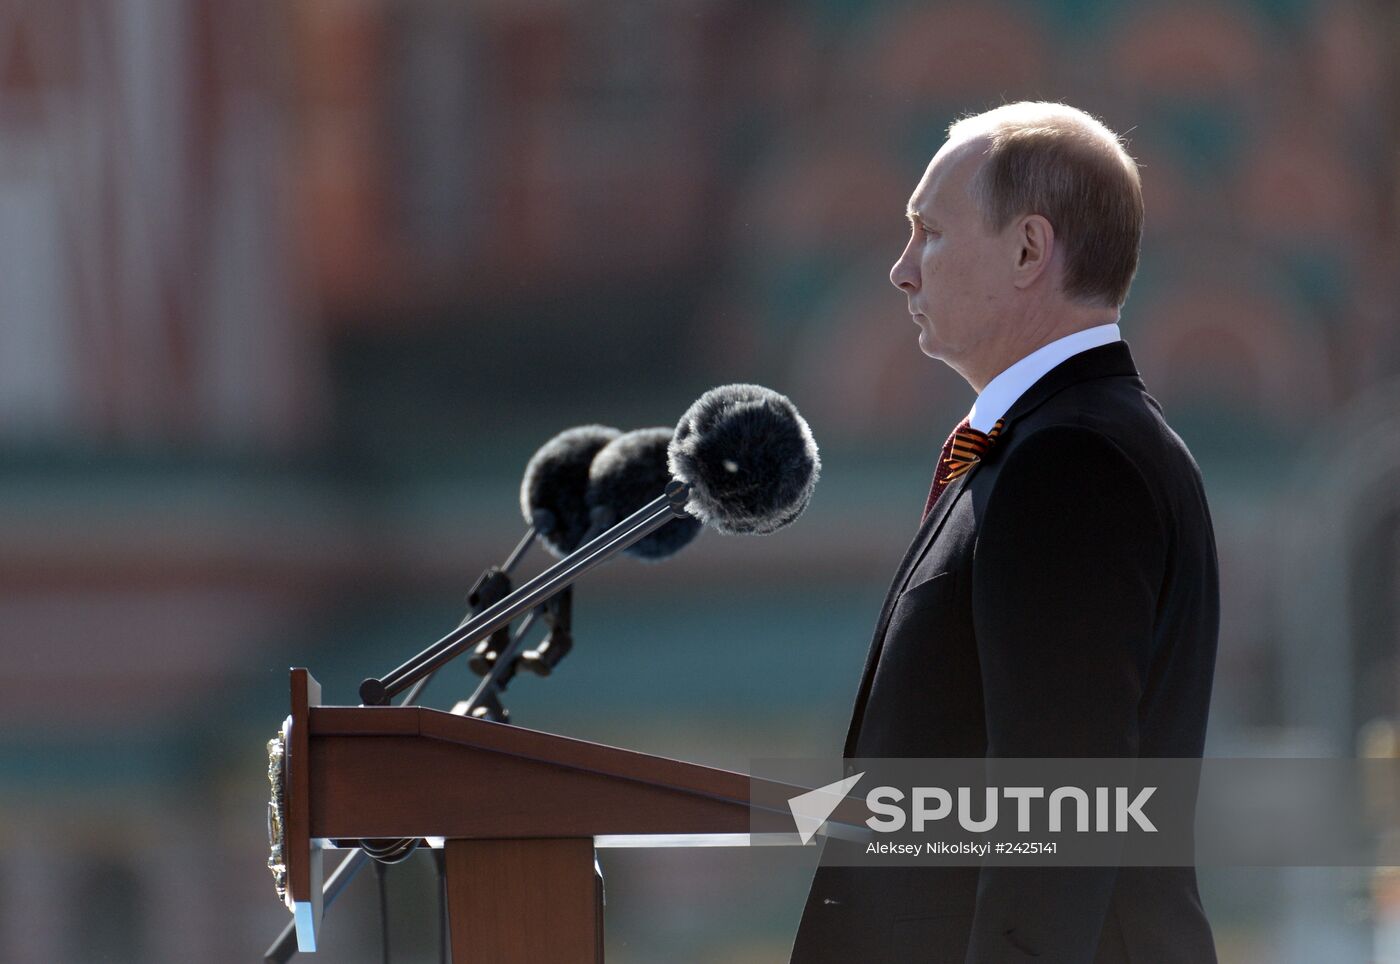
[586,427,703,561]
[667,384,820,535]
[520,424,622,556]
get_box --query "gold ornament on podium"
[267,731,288,903]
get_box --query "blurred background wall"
[0,0,1397,960]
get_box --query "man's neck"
[964,307,1120,392]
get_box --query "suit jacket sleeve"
[964,425,1167,963]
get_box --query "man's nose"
[890,247,917,292]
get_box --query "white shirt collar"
[967,323,1122,433]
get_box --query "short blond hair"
[949,102,1144,308]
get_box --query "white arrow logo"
[787,772,864,844]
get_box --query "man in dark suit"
[791,102,1219,962]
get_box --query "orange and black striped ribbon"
[943,417,1005,481]
[921,417,1006,522]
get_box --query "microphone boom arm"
[360,480,691,705]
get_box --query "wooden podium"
[275,668,771,962]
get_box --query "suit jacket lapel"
[841,466,978,759]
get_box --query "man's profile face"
[890,136,1016,368]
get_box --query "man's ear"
[1012,214,1054,290]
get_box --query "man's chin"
[917,329,946,360]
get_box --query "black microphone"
[516,427,702,678]
[520,424,623,556]
[470,423,621,629]
[468,424,620,681]
[668,383,821,535]
[586,427,703,561]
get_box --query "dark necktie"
[921,417,1006,522]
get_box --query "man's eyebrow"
[905,209,936,227]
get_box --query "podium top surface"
[308,703,753,807]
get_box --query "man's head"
[890,102,1143,390]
